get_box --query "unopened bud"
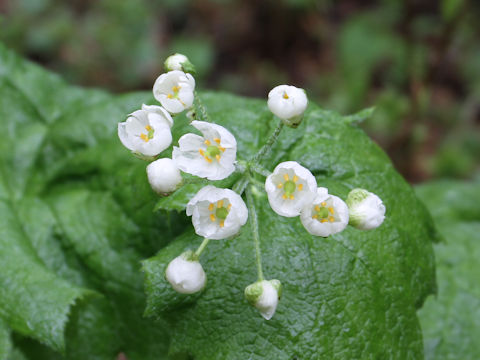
[165,251,206,294]
[147,158,183,195]
[346,188,386,230]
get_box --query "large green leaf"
[143,95,438,357]
[0,43,171,359]
[416,180,480,360]
[0,42,438,359]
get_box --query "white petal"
[256,281,279,320]
[118,122,135,151]
[161,97,186,114]
[142,104,174,128]
[178,87,194,108]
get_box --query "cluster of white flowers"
[116,54,248,300]
[265,161,350,237]
[264,160,385,237]
[117,61,388,321]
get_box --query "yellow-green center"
[316,207,329,218]
[215,207,229,220]
[206,145,221,158]
[283,180,296,196]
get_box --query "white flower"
[300,187,349,237]
[173,121,237,180]
[346,188,386,230]
[265,161,317,217]
[165,251,206,294]
[146,158,183,194]
[164,53,195,74]
[186,185,248,240]
[245,280,282,320]
[153,70,195,114]
[268,85,308,127]
[118,104,173,156]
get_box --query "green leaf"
[143,94,437,358]
[0,41,437,359]
[0,43,171,358]
[0,319,12,360]
[416,180,480,360]
[343,106,375,124]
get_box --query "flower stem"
[194,91,210,122]
[251,119,284,163]
[249,163,271,177]
[194,238,210,258]
[232,175,250,195]
[245,185,264,281]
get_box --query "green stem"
[245,185,264,281]
[232,175,250,195]
[194,91,210,122]
[249,163,271,177]
[194,238,210,258]
[251,119,284,163]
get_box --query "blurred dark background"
[1,0,479,183]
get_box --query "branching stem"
[251,119,284,163]
[245,185,264,281]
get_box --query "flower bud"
[164,53,196,74]
[245,279,281,320]
[346,189,386,230]
[146,158,183,195]
[165,251,206,294]
[267,85,308,128]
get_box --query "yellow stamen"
[145,125,152,131]
[321,201,327,207]
[167,94,174,99]
[204,139,211,145]
[284,174,289,181]
[219,220,225,228]
[214,138,221,144]
[205,157,212,163]
[219,147,226,152]
[216,154,221,161]
[282,194,287,200]
[172,85,180,92]
[199,149,205,156]
[328,207,335,214]
[140,133,149,142]
[290,195,294,200]
[312,214,318,219]
[208,203,214,211]
[293,175,298,182]
[283,92,289,99]
[321,219,328,223]
[277,183,283,188]
[314,205,320,212]
[228,204,232,210]
[217,200,224,208]
[210,214,216,222]
[329,216,335,222]
[298,184,303,191]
